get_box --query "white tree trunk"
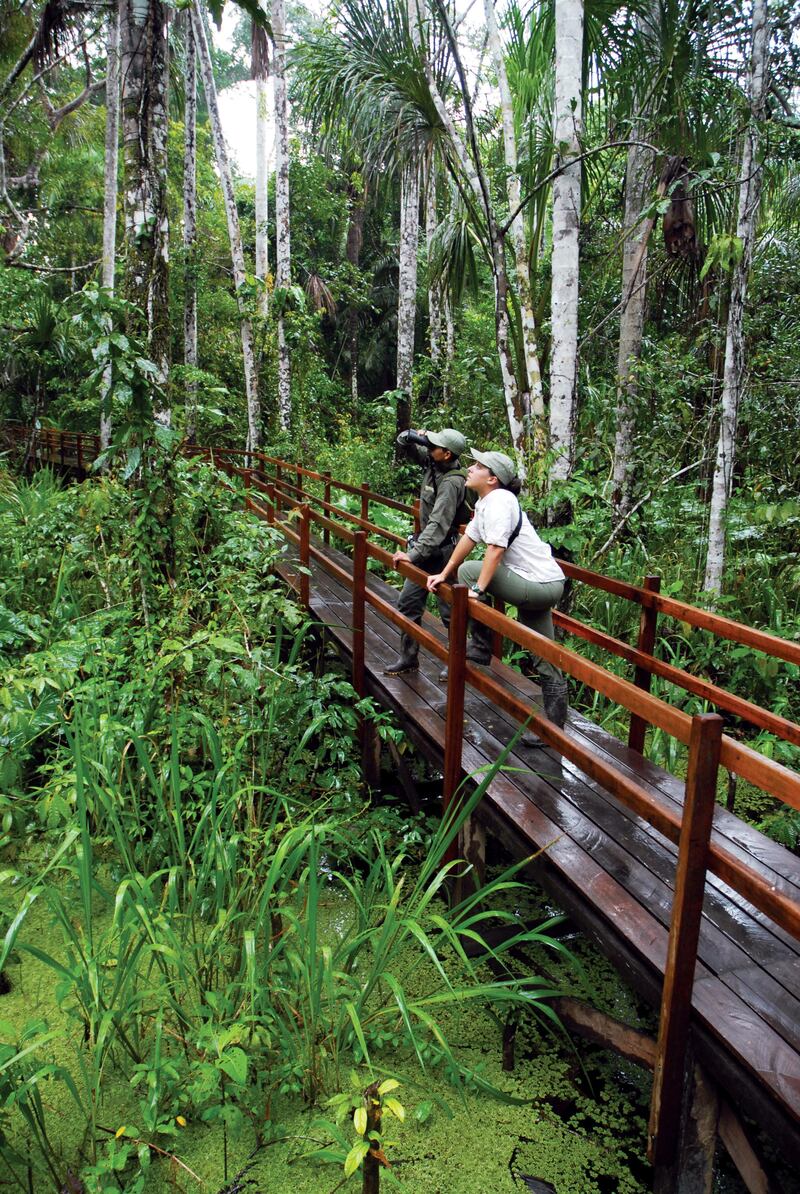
[484,0,542,436]
[427,76,526,474]
[425,153,441,366]
[100,0,120,450]
[704,0,768,596]
[549,0,584,490]
[191,1,260,453]
[397,159,419,429]
[120,0,171,417]
[183,15,198,441]
[611,138,652,517]
[443,290,455,403]
[273,0,292,432]
[254,24,270,320]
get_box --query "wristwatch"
[470,583,486,596]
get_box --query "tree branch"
[590,458,706,563]
[5,256,101,272]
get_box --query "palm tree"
[120,0,171,410]
[294,0,444,435]
[273,0,292,431]
[100,0,121,450]
[191,0,261,453]
[548,0,584,500]
[183,11,199,441]
[253,17,270,321]
[704,0,769,596]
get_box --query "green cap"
[467,449,517,486]
[426,428,466,456]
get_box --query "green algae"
[1,860,661,1194]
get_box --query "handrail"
[253,465,800,816]
[11,423,800,1160]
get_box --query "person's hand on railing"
[427,571,447,592]
[391,550,411,567]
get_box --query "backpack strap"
[506,501,524,549]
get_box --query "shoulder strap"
[506,500,524,549]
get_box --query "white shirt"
[466,490,565,585]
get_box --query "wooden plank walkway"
[276,533,800,1158]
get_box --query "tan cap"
[467,449,516,486]
[426,428,466,456]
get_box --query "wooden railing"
[9,425,800,1165]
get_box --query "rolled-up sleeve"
[482,493,517,547]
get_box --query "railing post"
[492,596,506,660]
[360,482,370,525]
[299,504,310,609]
[442,584,469,865]
[295,463,302,497]
[648,712,723,1168]
[352,530,367,700]
[59,431,65,469]
[76,434,83,474]
[413,498,421,536]
[323,471,332,545]
[266,483,276,526]
[628,575,661,754]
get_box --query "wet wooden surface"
[274,534,800,1149]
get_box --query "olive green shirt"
[396,432,471,565]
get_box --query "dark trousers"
[396,550,450,660]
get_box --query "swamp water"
[0,843,793,1193]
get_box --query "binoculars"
[405,430,432,449]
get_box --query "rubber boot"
[383,633,419,676]
[465,616,493,665]
[522,675,569,748]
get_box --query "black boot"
[521,676,569,748]
[383,634,419,676]
[465,616,493,665]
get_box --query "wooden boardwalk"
[10,424,800,1186]
[277,532,800,1167]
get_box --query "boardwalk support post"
[322,471,331,545]
[648,711,723,1170]
[628,574,661,753]
[442,584,468,867]
[299,504,310,609]
[352,530,380,788]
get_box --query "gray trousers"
[397,550,450,659]
[457,559,565,685]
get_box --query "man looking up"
[383,427,470,676]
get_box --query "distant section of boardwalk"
[11,425,800,1187]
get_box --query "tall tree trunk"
[183,13,198,441]
[344,172,367,406]
[253,22,269,320]
[427,4,526,474]
[611,3,658,521]
[425,150,441,370]
[484,0,543,443]
[396,158,419,434]
[549,0,584,500]
[191,1,261,453]
[120,0,171,417]
[100,0,120,450]
[611,140,653,519]
[703,0,768,596]
[273,0,292,432]
[443,290,455,403]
